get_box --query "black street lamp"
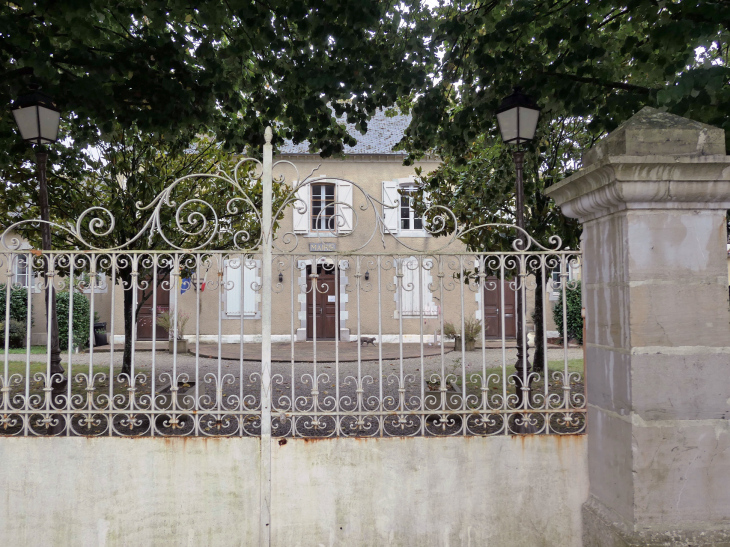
[11,84,66,413]
[496,87,541,423]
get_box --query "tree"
[1,0,435,158]
[400,0,730,162]
[1,127,289,377]
[411,116,591,370]
[400,0,730,368]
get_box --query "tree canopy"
[401,0,730,161]
[1,0,434,157]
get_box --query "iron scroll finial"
[265,126,272,144]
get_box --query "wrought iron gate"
[1,128,584,441]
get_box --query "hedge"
[0,319,27,348]
[0,284,31,324]
[552,280,583,344]
[57,291,91,351]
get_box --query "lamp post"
[11,84,66,410]
[495,87,541,419]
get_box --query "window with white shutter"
[396,257,438,317]
[225,258,259,317]
[382,178,429,237]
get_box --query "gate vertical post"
[260,127,273,547]
[547,107,730,546]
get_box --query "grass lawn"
[4,346,50,354]
[446,358,584,392]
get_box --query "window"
[311,183,336,231]
[292,179,353,235]
[383,178,428,236]
[225,259,260,317]
[549,261,577,301]
[13,255,29,287]
[396,258,438,317]
[81,272,108,294]
[400,187,423,231]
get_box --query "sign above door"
[309,242,335,252]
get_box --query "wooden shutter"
[401,258,420,315]
[226,259,258,316]
[292,183,309,234]
[336,180,353,233]
[382,181,399,232]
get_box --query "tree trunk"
[121,269,133,378]
[532,268,545,373]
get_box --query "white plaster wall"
[0,436,588,547]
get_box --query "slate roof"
[279,109,411,155]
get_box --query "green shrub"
[0,284,31,325]
[442,318,482,342]
[57,291,91,350]
[0,319,28,348]
[552,281,583,344]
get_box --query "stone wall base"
[583,497,730,547]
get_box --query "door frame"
[305,264,339,340]
[483,276,517,340]
[136,273,170,341]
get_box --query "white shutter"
[421,259,437,315]
[382,181,399,232]
[292,183,309,234]
[336,180,353,233]
[401,258,420,315]
[226,259,258,316]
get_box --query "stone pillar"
[546,107,730,546]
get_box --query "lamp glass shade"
[496,88,541,145]
[11,90,61,145]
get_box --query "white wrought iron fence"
[0,129,584,437]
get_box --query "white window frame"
[81,272,108,294]
[12,252,40,293]
[382,177,429,237]
[549,261,577,301]
[394,257,438,318]
[292,177,353,236]
[13,255,29,288]
[224,258,261,318]
[310,181,337,232]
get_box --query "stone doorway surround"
[296,258,350,341]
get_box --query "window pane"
[312,183,335,230]
[15,256,28,287]
[400,196,410,230]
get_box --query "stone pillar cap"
[546,108,730,222]
[583,106,725,165]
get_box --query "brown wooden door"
[483,277,516,339]
[137,275,170,340]
[306,265,338,340]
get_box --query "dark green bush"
[0,284,31,324]
[552,281,583,344]
[57,291,91,350]
[0,319,28,348]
